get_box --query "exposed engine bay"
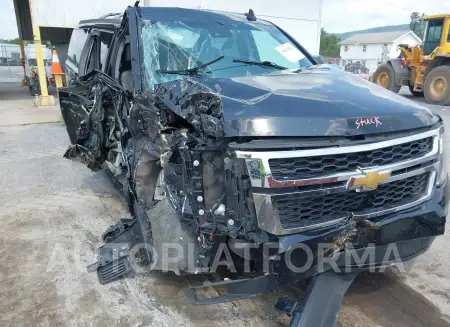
[61,70,272,277]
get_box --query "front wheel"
[373,64,401,93]
[424,65,450,105]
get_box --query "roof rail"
[99,13,123,19]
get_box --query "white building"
[25,0,323,54]
[339,30,421,74]
[147,0,323,55]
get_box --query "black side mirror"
[313,55,325,64]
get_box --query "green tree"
[410,12,425,39]
[0,38,21,44]
[319,28,340,57]
[410,12,423,29]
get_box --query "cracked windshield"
[140,18,313,88]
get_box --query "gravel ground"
[1,82,450,327]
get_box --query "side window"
[98,31,113,71]
[66,28,89,73]
[79,31,113,76]
[85,42,97,74]
[429,25,442,42]
[109,35,131,80]
[426,19,444,43]
[424,19,444,55]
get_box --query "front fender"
[388,58,410,86]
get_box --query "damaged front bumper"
[185,179,448,304]
[90,177,447,303]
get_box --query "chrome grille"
[274,172,430,229]
[269,137,433,181]
[237,128,442,235]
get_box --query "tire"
[373,64,401,93]
[408,84,424,97]
[424,65,450,105]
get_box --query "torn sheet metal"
[59,70,127,171]
[153,79,225,137]
[139,17,438,138]
[151,72,439,138]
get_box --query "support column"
[29,0,55,106]
[32,24,54,105]
[19,39,26,85]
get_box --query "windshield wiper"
[232,59,287,70]
[157,56,225,75]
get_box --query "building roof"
[424,13,450,20]
[340,30,411,45]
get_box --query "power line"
[331,0,414,13]
[384,0,414,12]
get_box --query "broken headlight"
[437,126,448,186]
[245,158,266,186]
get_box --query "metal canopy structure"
[10,0,130,105]
[13,0,33,40]
[12,0,74,105]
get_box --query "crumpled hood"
[155,67,439,137]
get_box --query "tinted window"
[98,31,113,71]
[424,19,443,43]
[67,28,89,66]
[427,23,443,43]
[86,42,96,74]
[424,19,444,55]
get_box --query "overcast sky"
[0,0,18,39]
[1,0,450,39]
[323,0,450,33]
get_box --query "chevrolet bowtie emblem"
[346,168,391,191]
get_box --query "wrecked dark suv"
[59,5,448,320]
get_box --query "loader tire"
[409,84,424,97]
[424,65,450,105]
[373,64,401,93]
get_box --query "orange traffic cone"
[51,48,64,88]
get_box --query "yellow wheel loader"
[373,14,450,105]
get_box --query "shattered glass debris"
[140,18,312,89]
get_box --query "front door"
[59,72,108,170]
[58,29,107,171]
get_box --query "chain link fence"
[0,43,53,83]
[0,43,24,82]
[324,57,382,80]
